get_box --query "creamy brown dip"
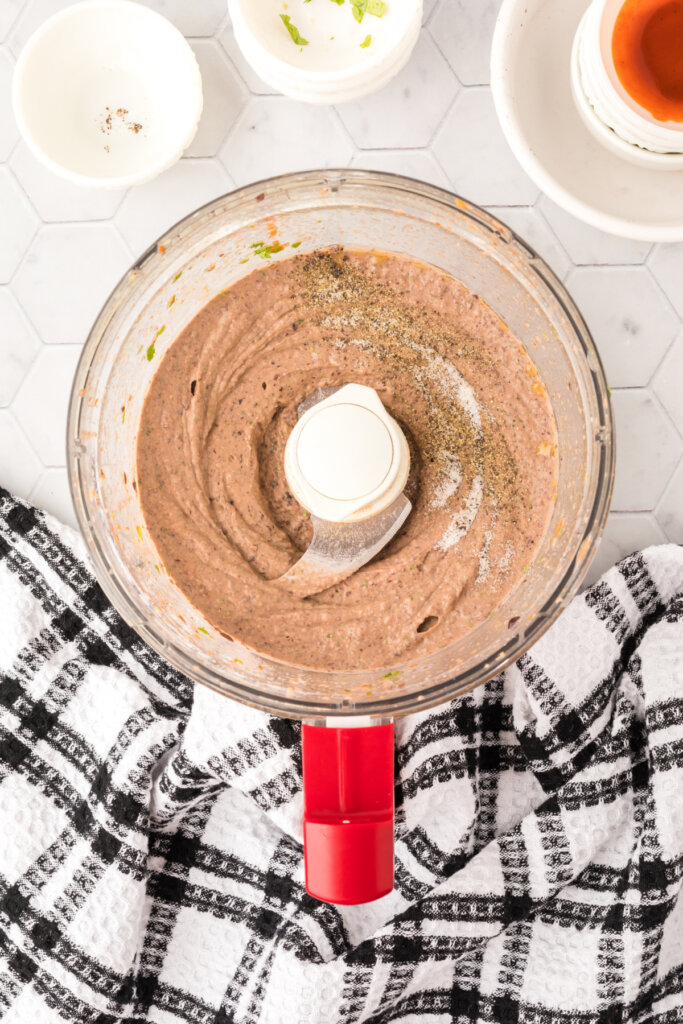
[137,249,557,671]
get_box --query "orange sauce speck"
[612,0,683,122]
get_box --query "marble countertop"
[0,0,681,587]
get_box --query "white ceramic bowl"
[12,0,203,189]
[570,9,683,170]
[228,0,422,105]
[573,0,683,167]
[491,0,683,241]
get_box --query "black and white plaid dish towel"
[1,486,682,1024]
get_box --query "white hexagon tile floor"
[0,0,681,589]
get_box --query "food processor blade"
[275,493,412,597]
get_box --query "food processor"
[67,170,614,905]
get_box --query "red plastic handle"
[302,721,394,905]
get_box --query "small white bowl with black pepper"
[12,0,203,189]
[229,0,423,105]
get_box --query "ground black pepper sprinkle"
[300,249,518,512]
[98,106,145,141]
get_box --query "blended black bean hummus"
[137,249,557,671]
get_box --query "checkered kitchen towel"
[1,486,682,1024]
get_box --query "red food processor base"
[302,722,395,905]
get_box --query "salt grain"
[435,474,483,552]
[431,451,463,509]
[498,540,514,573]
[477,528,494,582]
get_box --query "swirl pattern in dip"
[137,249,557,671]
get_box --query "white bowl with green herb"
[228,0,422,104]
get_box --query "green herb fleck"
[330,0,344,4]
[239,257,249,264]
[280,13,309,45]
[360,33,371,46]
[352,0,384,19]
[291,241,302,248]
[167,294,175,308]
[121,406,126,424]
[136,525,143,541]
[383,670,401,679]
[197,626,211,636]
[146,324,165,361]
[173,271,182,282]
[251,240,286,259]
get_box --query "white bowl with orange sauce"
[491,0,683,238]
[573,0,683,168]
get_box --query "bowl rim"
[67,168,615,718]
[11,0,203,190]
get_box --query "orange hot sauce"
[612,0,683,122]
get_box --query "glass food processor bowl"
[67,169,614,720]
